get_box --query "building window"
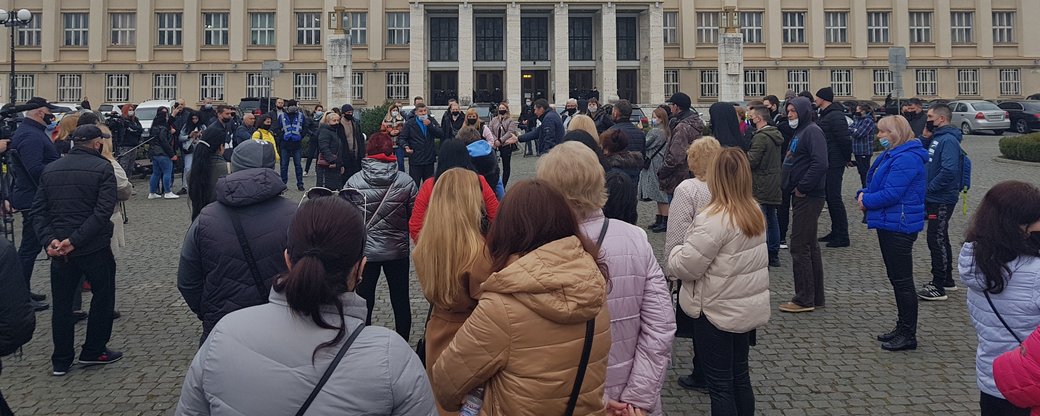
[993,12,1015,44]
[110,13,136,46]
[470,17,503,62]
[105,74,130,102]
[700,70,718,98]
[909,11,932,44]
[740,12,763,44]
[616,16,638,61]
[296,12,321,45]
[664,69,680,100]
[787,69,810,93]
[351,72,364,101]
[915,69,938,96]
[951,12,974,44]
[782,11,806,44]
[294,73,318,101]
[867,11,890,44]
[956,69,980,96]
[568,17,594,61]
[56,74,83,102]
[250,12,275,46]
[663,12,678,44]
[347,12,367,45]
[156,13,182,46]
[13,74,34,103]
[63,13,89,46]
[429,17,458,62]
[198,73,225,101]
[830,70,853,97]
[825,12,848,44]
[246,73,271,98]
[999,69,1021,96]
[16,13,40,46]
[204,13,229,46]
[386,72,409,100]
[872,69,893,97]
[744,70,766,97]
[386,12,410,45]
[521,16,549,61]
[696,12,718,44]
[153,74,177,100]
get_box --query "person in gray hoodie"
[176,196,435,416]
[778,97,829,313]
[177,139,296,343]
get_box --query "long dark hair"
[485,179,606,280]
[603,171,637,225]
[965,181,1040,294]
[434,139,475,179]
[187,131,226,220]
[273,196,367,359]
[708,101,744,148]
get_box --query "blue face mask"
[650,119,659,127]
[879,138,891,149]
[47,121,58,130]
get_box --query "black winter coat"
[607,122,648,155]
[317,124,343,166]
[148,124,177,158]
[817,104,853,167]
[398,118,443,166]
[344,159,418,262]
[177,168,297,339]
[31,147,117,258]
[0,238,35,360]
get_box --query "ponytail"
[273,255,348,360]
[187,132,225,220]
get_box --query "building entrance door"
[617,70,639,102]
[521,70,549,103]
[569,70,594,100]
[475,71,503,104]
[430,71,458,106]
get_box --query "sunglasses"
[299,186,369,223]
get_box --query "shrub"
[360,101,393,137]
[999,133,1040,163]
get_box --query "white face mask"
[588,105,598,113]
[789,118,799,129]
[392,111,400,117]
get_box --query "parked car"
[238,97,281,116]
[949,100,1011,135]
[98,102,130,115]
[135,100,176,138]
[1026,93,1040,101]
[998,100,1040,134]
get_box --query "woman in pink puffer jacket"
[994,325,1040,416]
[538,142,677,415]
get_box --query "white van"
[135,100,176,138]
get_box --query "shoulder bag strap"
[295,324,366,416]
[367,178,398,228]
[228,209,268,299]
[564,319,596,416]
[595,219,610,249]
[984,290,1024,345]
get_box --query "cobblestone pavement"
[1,134,1035,415]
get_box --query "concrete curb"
[993,156,1040,167]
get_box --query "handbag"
[229,209,269,299]
[414,304,433,365]
[295,324,366,416]
[316,152,331,168]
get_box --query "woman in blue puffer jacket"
[856,115,928,352]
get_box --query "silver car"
[949,100,1010,135]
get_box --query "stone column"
[809,0,825,59]
[458,4,475,106]
[277,0,294,61]
[975,0,993,58]
[88,0,105,63]
[229,0,246,62]
[506,4,522,107]
[766,5,781,59]
[647,4,665,104]
[553,3,569,107]
[327,33,352,110]
[600,3,618,103]
[133,0,153,63]
[718,33,744,102]
[368,0,384,61]
[183,0,200,62]
[851,0,867,58]
[408,3,426,101]
[892,0,910,50]
[1020,0,1040,57]
[680,0,696,59]
[935,0,952,58]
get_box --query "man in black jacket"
[0,237,35,414]
[31,125,122,376]
[605,100,646,155]
[902,98,928,145]
[398,103,443,186]
[814,87,852,248]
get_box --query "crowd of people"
[0,84,1037,416]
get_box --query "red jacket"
[994,325,1040,416]
[409,175,499,242]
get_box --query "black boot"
[881,332,918,351]
[647,215,662,230]
[876,327,901,342]
[651,216,668,233]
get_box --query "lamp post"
[0,9,33,105]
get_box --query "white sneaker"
[779,243,789,250]
[162,192,180,199]
[147,193,161,200]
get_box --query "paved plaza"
[1,133,1036,415]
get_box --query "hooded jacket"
[780,97,829,198]
[344,159,418,262]
[657,111,705,194]
[177,168,297,338]
[925,125,965,205]
[431,236,611,416]
[176,290,437,416]
[859,139,928,234]
[816,103,853,167]
[467,140,502,198]
[0,238,35,362]
[747,125,784,205]
[993,324,1040,415]
[708,102,748,150]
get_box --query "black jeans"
[980,392,1029,416]
[877,229,919,336]
[824,166,849,242]
[791,195,826,307]
[778,191,792,243]
[693,315,755,416]
[501,150,513,187]
[409,163,435,188]
[16,211,42,290]
[926,202,957,288]
[51,248,116,368]
[855,154,872,188]
[315,166,343,190]
[356,258,411,341]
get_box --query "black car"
[239,97,281,116]
[1027,93,1040,101]
[998,100,1040,134]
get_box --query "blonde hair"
[413,168,486,310]
[687,136,722,179]
[877,115,914,148]
[55,114,80,141]
[98,124,116,161]
[705,148,766,237]
[567,115,599,143]
[321,112,340,125]
[464,108,485,130]
[536,141,607,217]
